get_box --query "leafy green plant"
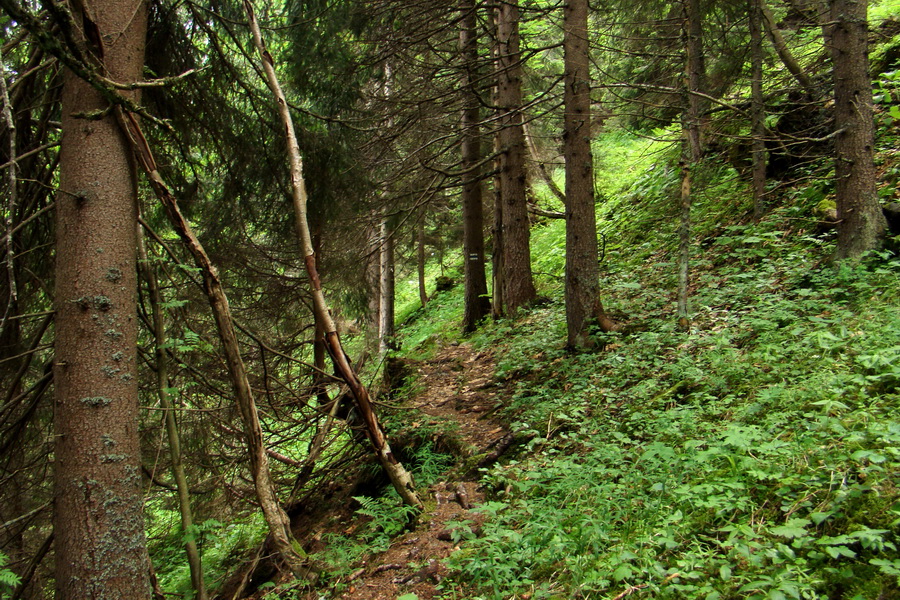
[0,551,19,599]
[353,495,419,552]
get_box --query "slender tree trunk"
[137,227,207,600]
[365,226,381,352]
[378,217,395,353]
[53,0,152,596]
[244,0,422,508]
[750,0,768,219]
[563,0,614,348]
[0,59,17,333]
[496,0,536,313]
[830,0,886,258]
[311,231,331,405]
[460,0,491,333]
[417,217,428,308]
[118,111,312,578]
[677,0,704,331]
[0,60,33,600]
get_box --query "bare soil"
[298,342,510,600]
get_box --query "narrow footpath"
[336,342,510,600]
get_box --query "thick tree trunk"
[750,0,768,219]
[563,0,614,348]
[244,0,422,509]
[137,228,207,600]
[53,0,152,596]
[496,0,536,313]
[830,0,886,259]
[460,0,491,333]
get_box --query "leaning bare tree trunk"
[761,2,816,93]
[830,0,886,259]
[244,0,422,508]
[137,227,208,600]
[523,120,566,205]
[118,111,311,578]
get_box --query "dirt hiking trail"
[333,342,511,600]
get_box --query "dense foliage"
[401,131,900,598]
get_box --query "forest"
[2,0,900,598]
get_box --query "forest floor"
[290,342,510,600]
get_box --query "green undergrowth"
[443,252,900,600]
[390,126,900,599]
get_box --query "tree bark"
[378,217,395,353]
[365,226,381,352]
[0,59,17,333]
[137,227,207,600]
[53,0,152,596]
[830,0,886,259]
[677,0,704,331]
[496,0,536,313]
[243,0,422,509]
[490,3,505,319]
[750,0,768,219]
[563,0,614,348]
[460,0,491,333]
[417,217,428,308]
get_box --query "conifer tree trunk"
[496,0,536,313]
[365,226,382,352]
[53,0,152,596]
[490,3,505,319]
[563,0,615,348]
[830,0,887,258]
[677,0,704,331]
[417,217,428,308]
[460,0,491,333]
[244,0,422,508]
[378,217,395,353]
[750,0,768,219]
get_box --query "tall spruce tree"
[830,0,887,259]
[53,0,152,596]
